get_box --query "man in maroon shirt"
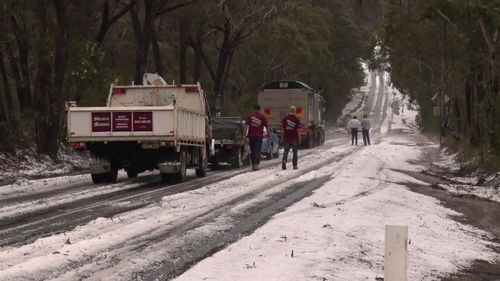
[245,105,270,171]
[281,105,301,170]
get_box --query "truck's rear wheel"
[91,173,104,184]
[308,132,314,148]
[196,148,207,177]
[315,132,321,146]
[173,150,187,183]
[160,173,171,182]
[267,144,276,159]
[230,149,243,168]
[104,168,118,183]
[127,170,138,178]
[272,145,280,158]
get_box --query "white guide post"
[384,225,408,281]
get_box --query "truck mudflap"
[90,157,111,174]
[158,161,181,173]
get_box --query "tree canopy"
[0,0,380,156]
[380,0,500,168]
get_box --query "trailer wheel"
[173,150,187,183]
[196,149,207,177]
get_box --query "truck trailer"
[258,80,325,148]
[66,75,211,184]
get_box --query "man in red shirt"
[281,105,301,170]
[245,104,270,171]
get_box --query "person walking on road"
[361,114,371,145]
[245,105,270,171]
[281,106,301,170]
[347,115,361,146]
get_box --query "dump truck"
[66,74,211,184]
[258,80,325,148]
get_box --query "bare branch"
[435,8,467,40]
[156,0,197,16]
[479,17,497,54]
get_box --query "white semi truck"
[66,75,211,184]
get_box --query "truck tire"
[173,150,187,183]
[127,170,138,178]
[266,144,276,160]
[315,132,321,146]
[91,173,104,184]
[104,168,118,183]
[272,145,280,158]
[195,149,207,177]
[230,149,243,168]
[308,132,314,148]
[160,173,171,182]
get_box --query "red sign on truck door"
[133,112,153,131]
[92,112,111,132]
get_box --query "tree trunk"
[179,18,187,84]
[151,26,164,77]
[0,51,12,126]
[193,44,203,82]
[96,0,137,46]
[212,21,232,94]
[10,14,32,111]
[5,43,24,115]
[34,0,70,158]
[131,0,155,85]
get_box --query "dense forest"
[0,0,498,170]
[0,0,379,156]
[380,0,500,169]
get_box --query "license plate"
[141,142,160,149]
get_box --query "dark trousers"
[282,141,298,167]
[351,128,358,145]
[249,137,263,165]
[362,129,371,145]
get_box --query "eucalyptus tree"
[381,0,500,165]
[129,0,196,84]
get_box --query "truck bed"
[67,105,206,143]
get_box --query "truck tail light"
[160,140,175,146]
[185,86,198,93]
[70,142,85,149]
[114,88,126,94]
[298,127,309,135]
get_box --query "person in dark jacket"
[361,114,371,145]
[244,105,270,171]
[347,115,361,145]
[281,106,301,170]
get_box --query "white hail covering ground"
[0,70,498,281]
[174,78,498,280]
